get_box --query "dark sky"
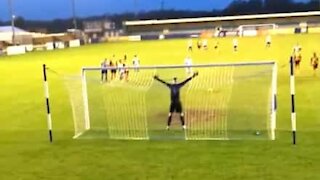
[0,0,309,21]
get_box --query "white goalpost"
[64,61,277,140]
[82,69,91,132]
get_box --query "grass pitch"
[0,34,320,179]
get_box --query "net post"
[289,56,297,145]
[271,62,277,140]
[42,64,53,143]
[81,67,91,130]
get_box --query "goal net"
[238,24,277,36]
[64,61,277,140]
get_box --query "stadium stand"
[123,11,320,40]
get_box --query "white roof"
[0,26,28,33]
[124,11,320,26]
[0,26,45,42]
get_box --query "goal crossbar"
[82,61,276,71]
[239,24,277,29]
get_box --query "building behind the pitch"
[83,19,119,43]
[0,26,81,56]
[122,11,320,40]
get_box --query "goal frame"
[238,23,278,30]
[78,61,277,140]
[238,23,278,37]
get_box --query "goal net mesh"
[64,62,276,140]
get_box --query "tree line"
[0,0,319,33]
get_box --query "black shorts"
[101,70,107,74]
[111,69,116,73]
[295,60,301,66]
[170,101,182,113]
[313,64,318,69]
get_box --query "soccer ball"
[255,131,260,135]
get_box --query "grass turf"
[0,34,320,179]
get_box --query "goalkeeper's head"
[173,77,177,84]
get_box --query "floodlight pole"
[134,0,138,17]
[43,64,53,143]
[160,0,165,10]
[72,0,78,29]
[8,0,15,45]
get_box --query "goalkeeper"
[154,72,199,130]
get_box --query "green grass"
[1,34,320,179]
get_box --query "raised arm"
[154,75,170,86]
[179,72,199,86]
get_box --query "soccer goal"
[238,24,277,36]
[64,61,277,140]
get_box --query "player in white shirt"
[117,59,125,80]
[202,39,208,50]
[132,55,140,72]
[293,43,302,54]
[233,38,238,52]
[184,56,193,74]
[100,59,109,83]
[266,35,271,48]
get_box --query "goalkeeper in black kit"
[154,72,199,130]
